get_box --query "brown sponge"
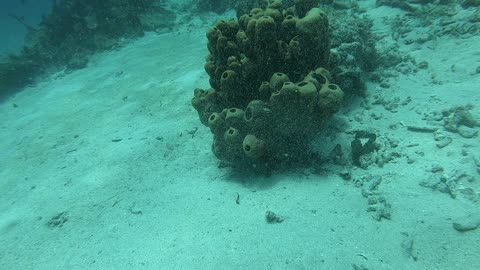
[208,112,225,135]
[255,16,277,42]
[244,100,272,130]
[243,134,266,159]
[318,83,344,113]
[225,108,245,129]
[191,2,343,171]
[296,8,328,36]
[270,72,290,91]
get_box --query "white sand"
[1,3,479,270]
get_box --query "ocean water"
[0,0,479,269]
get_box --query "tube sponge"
[296,81,317,99]
[223,127,244,162]
[304,68,330,89]
[270,72,290,91]
[208,112,225,135]
[255,16,277,42]
[243,134,266,158]
[280,15,297,41]
[280,82,298,98]
[318,83,344,113]
[224,127,242,143]
[225,108,245,129]
[244,100,272,130]
[220,70,239,94]
[296,8,328,36]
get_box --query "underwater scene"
[0,0,479,269]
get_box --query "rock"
[338,170,352,181]
[265,210,284,224]
[436,137,452,148]
[406,125,438,133]
[434,131,452,148]
[453,213,480,232]
[457,126,478,138]
[430,165,444,173]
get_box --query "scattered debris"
[457,126,478,138]
[420,169,476,199]
[351,131,377,167]
[338,170,352,181]
[366,194,392,221]
[235,192,240,205]
[265,210,284,224]
[371,95,401,113]
[354,174,392,221]
[406,156,416,164]
[442,106,479,138]
[401,233,419,261]
[433,131,452,149]
[187,127,198,138]
[430,165,444,173]
[406,125,438,133]
[427,105,479,134]
[350,131,401,169]
[329,144,347,166]
[46,212,69,228]
[129,203,143,215]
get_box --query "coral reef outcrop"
[192,0,344,172]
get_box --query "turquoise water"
[1,1,479,269]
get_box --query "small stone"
[436,137,452,148]
[415,151,425,157]
[457,126,478,138]
[431,165,444,173]
[407,156,416,164]
[46,212,69,228]
[367,197,378,205]
[370,112,383,120]
[265,210,284,224]
[338,171,352,181]
[379,81,390,88]
[129,208,143,215]
[418,61,429,69]
[431,111,444,121]
[453,213,480,232]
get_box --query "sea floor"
[1,2,479,270]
